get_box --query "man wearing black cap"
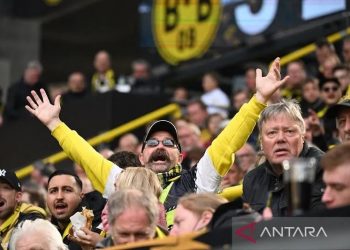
[0,169,46,249]
[326,95,350,143]
[26,58,288,228]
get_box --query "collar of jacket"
[0,203,46,235]
[157,164,182,189]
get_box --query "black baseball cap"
[326,95,350,118]
[0,169,22,191]
[142,120,181,152]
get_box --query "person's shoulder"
[81,191,107,211]
[17,203,47,224]
[305,144,324,158]
[244,163,266,179]
[8,80,23,90]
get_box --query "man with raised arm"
[26,58,288,227]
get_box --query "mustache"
[149,148,171,162]
[54,201,68,207]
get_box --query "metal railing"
[15,103,182,179]
[278,27,350,67]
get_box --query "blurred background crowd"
[1,1,350,250]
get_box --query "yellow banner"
[152,0,221,65]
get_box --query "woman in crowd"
[170,193,227,236]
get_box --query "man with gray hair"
[96,189,159,248]
[9,219,67,250]
[242,100,325,216]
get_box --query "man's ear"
[178,153,184,164]
[80,192,85,199]
[15,191,23,203]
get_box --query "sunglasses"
[322,86,339,93]
[144,138,177,148]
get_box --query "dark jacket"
[51,191,106,250]
[242,143,325,216]
[163,167,197,215]
[4,78,47,120]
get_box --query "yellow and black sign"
[43,0,62,6]
[152,0,221,65]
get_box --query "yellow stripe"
[159,182,175,204]
[155,226,166,239]
[165,209,175,227]
[278,27,350,67]
[219,185,243,201]
[16,103,181,179]
[62,223,73,239]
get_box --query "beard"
[144,148,174,173]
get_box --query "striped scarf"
[157,164,182,189]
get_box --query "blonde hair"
[116,167,162,198]
[178,193,227,216]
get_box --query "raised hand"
[255,57,289,104]
[25,88,62,131]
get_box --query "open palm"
[255,57,289,104]
[25,89,62,131]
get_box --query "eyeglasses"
[322,86,339,93]
[144,138,177,148]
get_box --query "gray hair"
[258,99,305,134]
[132,59,150,70]
[9,219,67,250]
[26,60,43,72]
[108,189,159,233]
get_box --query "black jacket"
[242,143,325,216]
[163,167,197,214]
[4,79,47,121]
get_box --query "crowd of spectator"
[0,36,350,249]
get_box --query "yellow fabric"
[91,69,116,92]
[219,185,243,201]
[0,203,47,249]
[52,123,114,193]
[208,96,266,176]
[317,105,328,118]
[281,88,302,101]
[104,231,208,250]
[165,209,175,228]
[159,182,174,204]
[155,227,167,239]
[62,222,73,239]
[200,128,212,143]
[100,230,107,238]
[159,182,175,227]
